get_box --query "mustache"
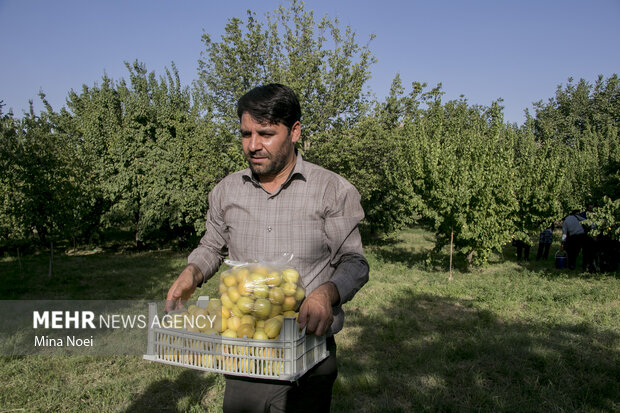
[248,151,269,158]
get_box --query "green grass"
[0,228,618,412]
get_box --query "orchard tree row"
[312,74,619,264]
[1,1,618,265]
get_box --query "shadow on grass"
[334,290,619,412]
[0,250,189,300]
[123,369,216,412]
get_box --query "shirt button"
[267,226,272,232]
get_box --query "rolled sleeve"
[330,253,369,306]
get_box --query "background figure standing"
[561,210,586,270]
[536,225,553,260]
[598,235,620,272]
[580,205,597,273]
[513,239,531,262]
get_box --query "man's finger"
[305,312,319,334]
[164,283,186,313]
[166,289,178,302]
[315,321,326,337]
[297,303,309,329]
[164,297,178,313]
[164,292,175,313]
[164,297,187,313]
[317,315,333,336]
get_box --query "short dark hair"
[237,84,301,130]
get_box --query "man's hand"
[164,264,203,313]
[297,282,340,336]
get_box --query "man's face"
[240,112,300,178]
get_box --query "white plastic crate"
[143,296,328,381]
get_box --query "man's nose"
[248,133,262,152]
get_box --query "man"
[580,205,597,273]
[536,225,553,260]
[561,210,586,270]
[513,238,531,262]
[165,84,369,412]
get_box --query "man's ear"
[290,121,301,144]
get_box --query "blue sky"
[1,0,618,125]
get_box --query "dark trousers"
[599,237,620,272]
[223,336,338,413]
[536,242,551,260]
[514,240,530,261]
[566,233,587,270]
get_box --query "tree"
[66,61,230,246]
[195,0,376,149]
[1,95,90,246]
[65,73,123,243]
[403,85,517,265]
[584,196,620,241]
[509,122,566,244]
[305,75,426,235]
[533,75,620,211]
[0,102,24,246]
[307,116,417,235]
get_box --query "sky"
[1,0,619,125]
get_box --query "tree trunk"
[449,229,454,281]
[467,250,475,266]
[36,225,48,246]
[48,241,53,278]
[136,232,145,250]
[17,247,22,272]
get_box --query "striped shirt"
[188,151,369,334]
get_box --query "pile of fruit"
[165,263,305,341]
[218,264,305,340]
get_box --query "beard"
[245,141,294,178]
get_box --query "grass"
[0,227,618,412]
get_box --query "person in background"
[598,234,620,272]
[580,205,597,273]
[536,225,553,260]
[513,238,531,262]
[561,210,586,270]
